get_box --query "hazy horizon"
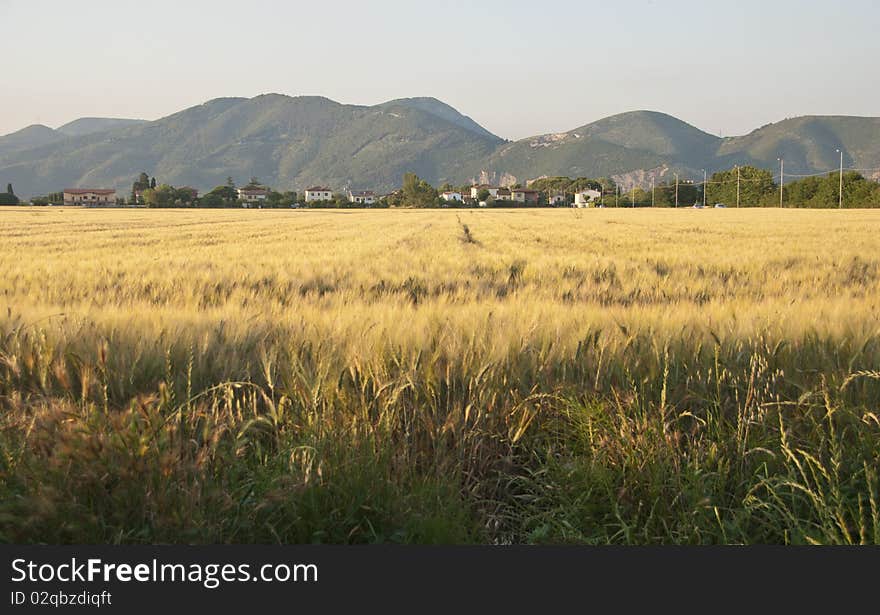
[2,0,878,140]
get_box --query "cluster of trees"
[30,193,63,206]
[600,166,880,208]
[780,171,880,208]
[0,183,19,205]
[702,166,880,208]
[529,176,614,197]
[385,173,440,208]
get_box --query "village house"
[304,186,333,202]
[495,188,512,201]
[548,192,567,206]
[237,186,270,207]
[348,190,376,205]
[574,189,603,207]
[470,184,500,199]
[511,188,540,204]
[63,188,117,206]
[440,190,462,202]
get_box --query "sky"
[1,0,878,140]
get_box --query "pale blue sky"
[2,0,877,139]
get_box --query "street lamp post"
[836,148,844,208]
[736,165,741,208]
[674,173,679,208]
[702,169,707,207]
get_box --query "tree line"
[612,166,880,208]
[9,166,880,208]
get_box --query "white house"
[495,188,512,201]
[470,184,499,199]
[304,186,333,202]
[574,189,602,207]
[348,190,375,205]
[237,187,270,207]
[63,188,117,207]
[548,192,566,206]
[440,191,462,202]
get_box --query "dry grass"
[1,206,878,543]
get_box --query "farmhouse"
[470,185,500,199]
[305,186,333,202]
[548,191,566,206]
[348,190,376,205]
[237,187,270,207]
[495,188,512,201]
[63,188,117,206]
[440,190,462,202]
[511,188,540,204]
[574,189,602,207]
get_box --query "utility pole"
[836,148,844,208]
[631,184,635,208]
[736,165,741,208]
[702,169,707,207]
[616,184,619,208]
[778,158,784,208]
[674,173,679,208]
[651,176,655,207]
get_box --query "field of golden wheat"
[1,206,878,544]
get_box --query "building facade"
[348,190,376,205]
[574,189,602,207]
[63,189,117,206]
[237,187,270,207]
[511,188,540,204]
[470,185,500,199]
[304,187,333,202]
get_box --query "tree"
[708,166,775,207]
[400,173,438,207]
[476,188,490,202]
[226,176,236,189]
[0,182,19,205]
[149,177,157,189]
[653,179,700,207]
[141,185,174,208]
[131,172,151,203]
[199,185,238,208]
[783,171,880,208]
[280,191,297,207]
[266,191,284,208]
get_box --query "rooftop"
[64,188,116,195]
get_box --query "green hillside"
[2,98,879,198]
[381,97,500,140]
[481,111,721,181]
[0,95,502,196]
[716,116,880,175]
[56,117,148,138]
[0,125,63,158]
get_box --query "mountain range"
[1,94,879,197]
